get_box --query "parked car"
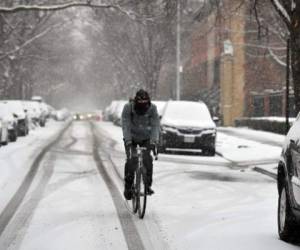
[159,100,216,155]
[0,100,29,136]
[152,101,166,117]
[104,101,119,121]
[55,108,70,121]
[112,100,127,126]
[0,118,9,146]
[277,112,300,242]
[22,100,46,127]
[0,103,18,142]
[30,97,49,126]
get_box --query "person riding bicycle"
[121,89,160,200]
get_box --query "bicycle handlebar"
[136,145,158,160]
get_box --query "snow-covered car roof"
[0,100,26,118]
[115,101,128,118]
[23,101,42,111]
[161,101,216,128]
[152,101,166,116]
[22,100,43,118]
[0,103,13,118]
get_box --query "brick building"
[182,0,291,126]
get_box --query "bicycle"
[130,145,158,219]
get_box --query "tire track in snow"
[0,122,71,238]
[0,154,57,249]
[91,123,145,250]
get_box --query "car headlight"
[161,125,177,133]
[201,129,216,136]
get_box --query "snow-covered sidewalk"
[217,127,284,178]
[218,127,285,147]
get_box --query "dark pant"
[124,140,153,190]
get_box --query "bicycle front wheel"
[132,172,139,214]
[138,168,147,219]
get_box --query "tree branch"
[0,22,63,60]
[269,0,291,29]
[0,2,114,12]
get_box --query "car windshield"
[163,102,212,123]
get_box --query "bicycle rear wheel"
[132,172,139,214]
[138,168,147,219]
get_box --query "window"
[252,96,264,117]
[269,94,282,116]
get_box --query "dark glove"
[149,142,156,150]
[125,141,132,159]
[125,140,132,148]
[149,142,158,159]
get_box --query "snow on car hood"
[161,118,216,129]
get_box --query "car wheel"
[9,131,17,142]
[278,183,298,242]
[39,120,45,127]
[18,129,26,137]
[158,145,166,154]
[202,148,215,156]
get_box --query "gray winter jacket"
[121,101,160,144]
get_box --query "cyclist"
[121,89,160,200]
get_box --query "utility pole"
[285,38,290,134]
[176,0,181,100]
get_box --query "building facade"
[182,0,290,126]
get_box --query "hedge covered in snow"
[235,117,296,135]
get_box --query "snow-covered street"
[0,120,299,250]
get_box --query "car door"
[288,118,300,206]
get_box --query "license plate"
[184,136,195,143]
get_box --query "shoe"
[147,187,154,195]
[124,188,132,200]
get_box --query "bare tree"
[91,0,176,98]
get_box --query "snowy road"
[0,121,299,250]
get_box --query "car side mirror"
[159,115,162,120]
[13,113,18,118]
[213,116,219,123]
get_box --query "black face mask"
[134,101,150,115]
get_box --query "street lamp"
[285,38,291,134]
